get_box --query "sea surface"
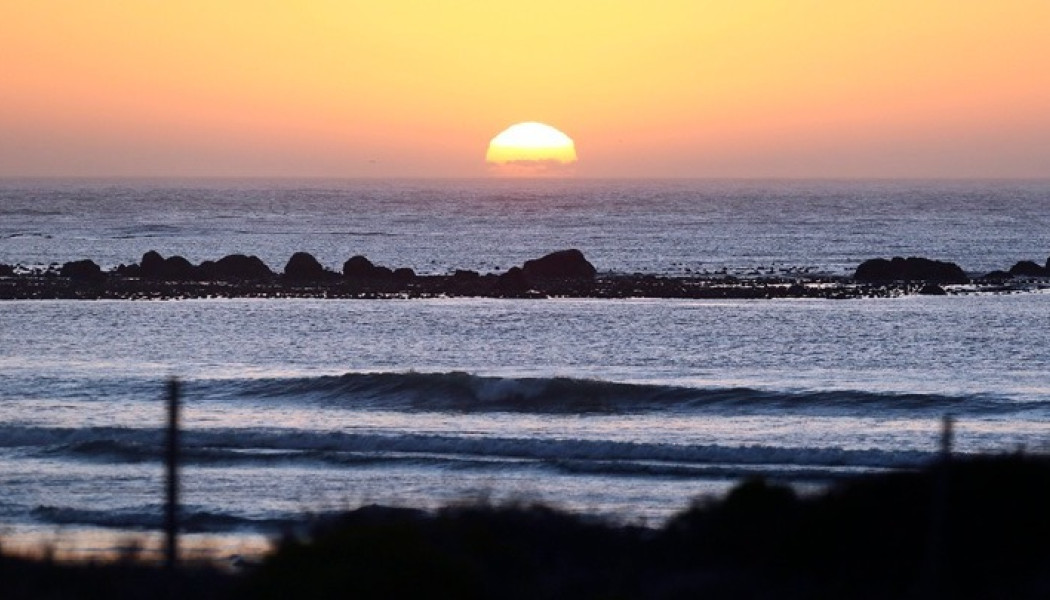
[1,179,1049,558]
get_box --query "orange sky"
[2,1,1048,178]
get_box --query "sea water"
[3,178,1050,276]
[1,179,1049,558]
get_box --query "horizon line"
[3,175,1049,183]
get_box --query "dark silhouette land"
[3,454,1049,599]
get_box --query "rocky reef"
[1,250,1048,300]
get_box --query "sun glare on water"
[486,122,577,176]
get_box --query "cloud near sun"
[486,122,577,175]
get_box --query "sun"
[486,122,577,176]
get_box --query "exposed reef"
[1,250,1049,300]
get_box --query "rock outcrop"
[139,250,166,278]
[207,254,274,280]
[138,251,199,281]
[120,252,273,281]
[283,252,333,280]
[917,283,947,296]
[853,257,967,284]
[60,259,105,283]
[521,249,596,280]
[497,266,530,292]
[1008,260,1049,278]
[342,255,394,279]
[163,256,198,280]
[393,267,416,282]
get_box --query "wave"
[57,438,401,467]
[231,229,398,237]
[111,224,185,239]
[4,424,935,473]
[0,208,65,217]
[206,371,1030,416]
[3,232,53,239]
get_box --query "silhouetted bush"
[4,456,1050,599]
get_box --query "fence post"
[922,413,954,598]
[940,414,954,460]
[164,377,180,572]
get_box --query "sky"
[2,1,1049,178]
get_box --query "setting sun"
[486,122,577,175]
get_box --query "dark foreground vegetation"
[3,455,1049,599]
[2,249,1050,300]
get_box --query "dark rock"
[980,270,1012,281]
[198,260,217,278]
[115,263,141,277]
[393,267,416,282]
[342,255,373,277]
[521,249,596,280]
[140,250,166,278]
[917,283,947,295]
[913,258,968,283]
[164,255,199,280]
[208,254,273,280]
[1008,260,1049,278]
[853,258,894,281]
[453,269,480,282]
[283,252,328,280]
[60,259,104,282]
[137,251,200,280]
[854,257,967,283]
[342,255,385,279]
[0,263,14,277]
[497,266,529,291]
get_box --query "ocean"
[1,178,1049,559]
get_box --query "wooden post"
[922,414,954,598]
[164,377,180,572]
[940,414,954,460]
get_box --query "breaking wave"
[205,371,1027,416]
